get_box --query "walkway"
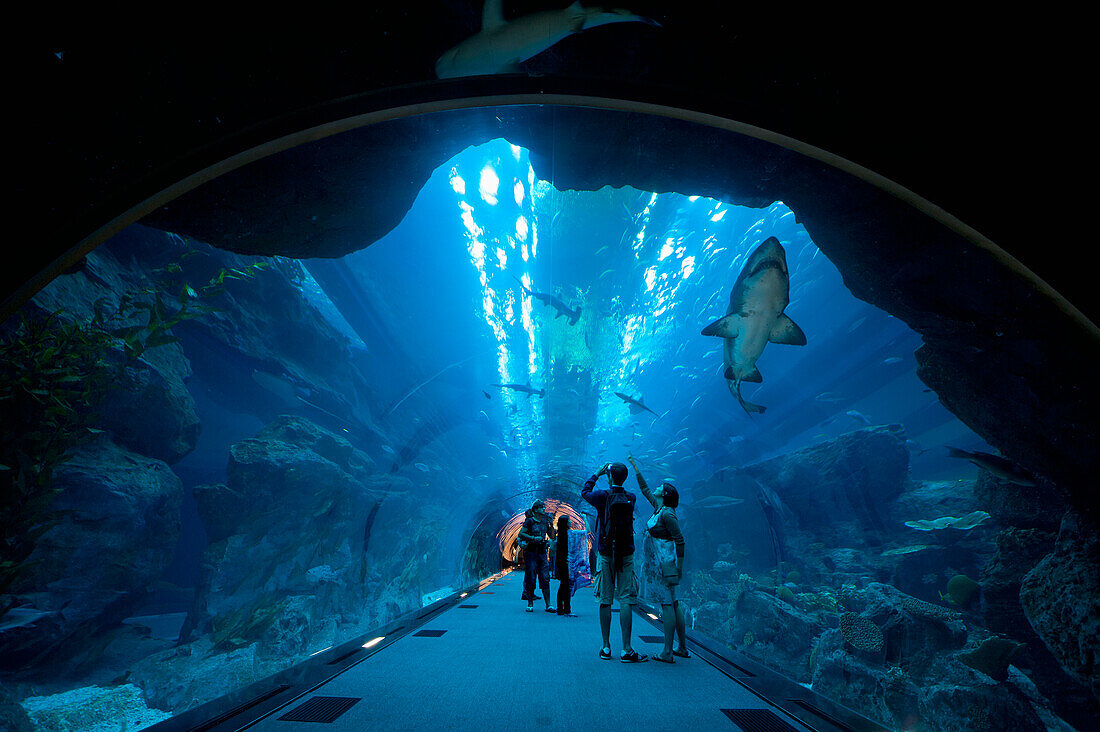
[243,570,822,731]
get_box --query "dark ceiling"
[9,4,1091,323]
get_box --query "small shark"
[614,391,661,418]
[491,382,546,398]
[701,237,806,414]
[689,495,745,510]
[513,276,582,325]
[946,447,1037,486]
[435,0,659,79]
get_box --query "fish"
[414,462,431,472]
[512,275,582,325]
[613,391,662,418]
[251,368,300,406]
[845,410,872,425]
[946,447,1037,486]
[381,444,396,455]
[490,382,545,398]
[0,605,66,631]
[882,357,903,365]
[690,495,745,510]
[482,390,492,399]
[701,237,806,414]
[435,0,659,79]
[814,391,845,402]
[306,564,345,586]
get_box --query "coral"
[743,631,755,646]
[786,570,802,583]
[958,637,1025,682]
[905,510,990,531]
[840,612,884,654]
[942,574,981,608]
[898,594,963,626]
[21,683,172,731]
[777,586,797,605]
[838,584,864,612]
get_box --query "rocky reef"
[0,226,460,722]
[684,425,1091,731]
[0,437,182,672]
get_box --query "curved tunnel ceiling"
[21,97,1093,517]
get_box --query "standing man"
[519,500,556,613]
[581,462,648,663]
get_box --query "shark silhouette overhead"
[701,237,806,415]
[513,276,582,325]
[491,382,546,398]
[613,391,661,418]
[436,0,659,79]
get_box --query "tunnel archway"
[2,90,1096,732]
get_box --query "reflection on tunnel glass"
[0,107,1085,732]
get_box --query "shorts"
[593,551,639,606]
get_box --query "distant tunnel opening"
[496,499,590,565]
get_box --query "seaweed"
[0,256,269,608]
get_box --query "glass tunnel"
[0,103,1093,732]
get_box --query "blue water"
[7,133,1052,732]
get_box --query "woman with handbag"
[628,456,689,664]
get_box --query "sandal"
[620,650,649,663]
[672,649,690,658]
[599,648,612,660]
[653,654,675,664]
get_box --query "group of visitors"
[517,458,689,665]
[517,500,573,615]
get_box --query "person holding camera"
[581,462,648,663]
[629,456,689,664]
[519,500,556,613]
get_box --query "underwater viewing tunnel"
[4,11,1098,732]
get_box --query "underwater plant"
[0,257,269,606]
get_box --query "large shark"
[436,0,659,79]
[513,276,582,325]
[491,382,546,398]
[701,237,806,414]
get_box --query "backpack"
[600,489,634,563]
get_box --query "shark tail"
[569,306,582,325]
[729,379,766,415]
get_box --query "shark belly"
[436,10,580,78]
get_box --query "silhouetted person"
[554,514,573,615]
[581,462,648,663]
[519,500,555,613]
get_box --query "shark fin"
[769,313,807,346]
[482,0,506,31]
[702,314,741,338]
[724,365,761,383]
